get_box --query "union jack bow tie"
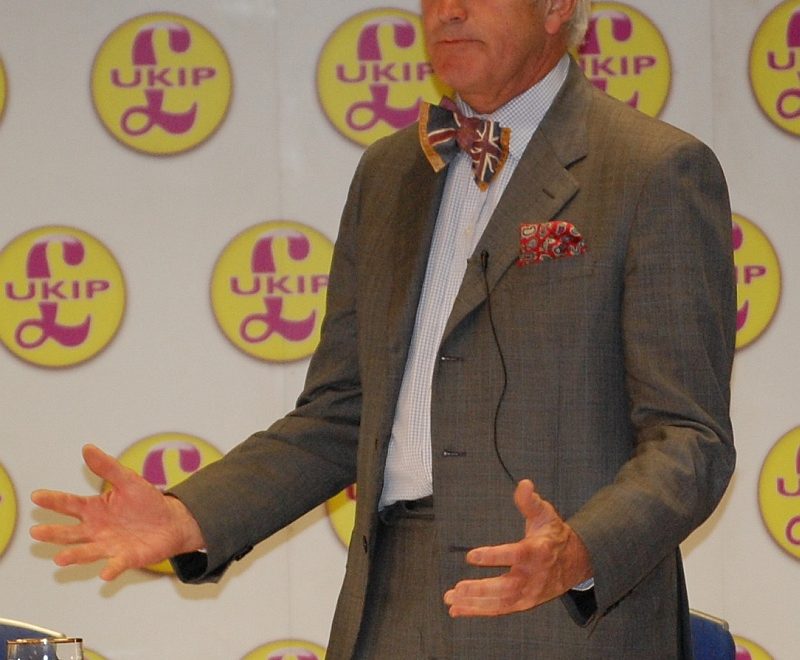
[418,97,511,191]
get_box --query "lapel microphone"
[479,250,515,484]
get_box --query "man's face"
[421,0,569,113]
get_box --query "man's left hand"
[444,479,592,617]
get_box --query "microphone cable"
[479,250,515,484]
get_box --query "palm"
[443,479,591,617]
[31,444,196,580]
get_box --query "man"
[31,1,736,657]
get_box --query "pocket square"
[517,220,587,266]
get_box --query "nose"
[431,0,467,23]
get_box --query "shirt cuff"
[572,577,595,592]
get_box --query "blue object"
[691,609,736,660]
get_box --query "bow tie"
[418,97,511,191]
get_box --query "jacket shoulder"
[588,85,708,154]
[358,122,423,171]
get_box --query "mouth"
[435,37,480,47]
[429,26,479,45]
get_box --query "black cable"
[479,250,515,484]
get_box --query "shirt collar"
[455,54,570,160]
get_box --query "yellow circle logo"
[750,0,800,136]
[211,221,333,363]
[759,426,800,560]
[0,54,7,125]
[576,2,671,116]
[732,214,781,350]
[91,13,232,155]
[112,433,223,574]
[317,8,450,147]
[242,639,326,660]
[0,461,17,559]
[326,483,357,548]
[0,226,126,368]
[83,650,109,660]
[733,636,774,660]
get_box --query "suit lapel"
[386,160,445,351]
[443,61,593,340]
[373,150,446,438]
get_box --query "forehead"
[421,0,541,13]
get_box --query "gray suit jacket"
[172,60,735,659]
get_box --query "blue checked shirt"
[380,55,571,508]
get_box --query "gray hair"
[537,0,592,49]
[566,0,592,49]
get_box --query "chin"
[432,63,477,93]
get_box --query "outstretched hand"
[30,444,205,581]
[444,479,592,617]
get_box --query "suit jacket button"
[362,535,369,554]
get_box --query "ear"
[543,0,577,37]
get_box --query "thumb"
[82,444,135,490]
[513,479,552,528]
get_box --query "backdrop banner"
[0,1,796,658]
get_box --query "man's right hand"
[30,444,206,581]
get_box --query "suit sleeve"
[565,137,736,621]
[169,156,368,583]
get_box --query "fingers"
[444,573,531,617]
[55,544,134,581]
[444,480,577,618]
[37,543,131,582]
[31,445,130,517]
[465,541,525,568]
[99,558,128,582]
[53,542,108,568]
[82,444,134,490]
[30,522,89,545]
[50,534,135,579]
[29,445,142,582]
[31,489,88,519]
[462,480,557,569]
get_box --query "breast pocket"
[513,251,597,285]
[493,253,616,336]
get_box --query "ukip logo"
[211,221,333,363]
[733,635,774,660]
[0,227,126,368]
[576,2,671,117]
[0,461,16,560]
[759,427,800,561]
[0,53,7,126]
[242,639,326,660]
[91,12,232,154]
[317,8,450,147]
[732,214,781,350]
[750,0,800,136]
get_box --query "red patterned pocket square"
[517,221,587,266]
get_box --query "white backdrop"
[0,1,797,658]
